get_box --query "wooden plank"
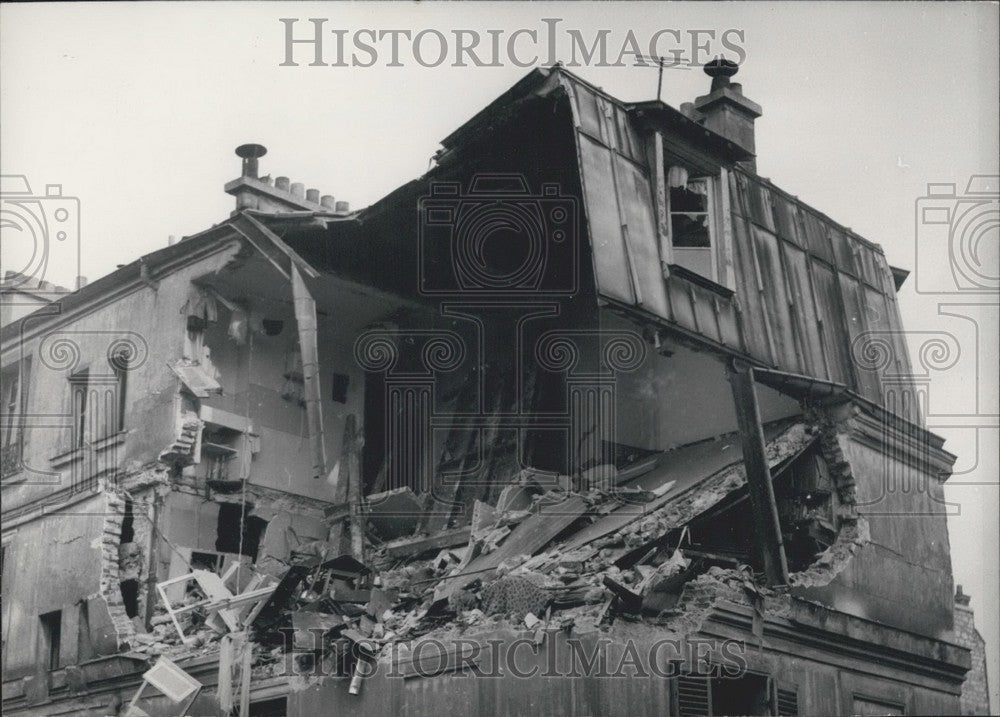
[229,211,320,280]
[648,131,673,271]
[342,414,365,559]
[384,526,472,560]
[728,361,788,586]
[560,484,675,552]
[434,495,588,604]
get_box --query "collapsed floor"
[103,411,869,706]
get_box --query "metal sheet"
[811,262,854,385]
[838,272,881,402]
[782,244,827,379]
[578,134,635,303]
[731,188,773,362]
[613,154,669,318]
[751,225,799,369]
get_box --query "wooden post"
[143,493,161,631]
[344,414,365,562]
[728,359,789,586]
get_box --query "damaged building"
[0,62,991,716]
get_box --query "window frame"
[1,356,32,477]
[39,609,62,671]
[662,162,733,290]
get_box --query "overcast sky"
[2,2,997,707]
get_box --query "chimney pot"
[704,57,739,91]
[693,57,761,170]
[335,201,350,213]
[290,182,305,198]
[235,144,267,179]
[306,188,320,203]
[76,275,88,290]
[275,176,290,191]
[168,235,177,246]
[321,195,336,209]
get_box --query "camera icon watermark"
[418,174,578,297]
[914,175,998,295]
[0,174,81,302]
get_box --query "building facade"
[0,64,990,716]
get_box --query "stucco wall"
[795,431,955,638]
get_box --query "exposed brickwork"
[158,411,202,465]
[954,588,991,715]
[98,490,137,647]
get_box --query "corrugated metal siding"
[560,71,914,417]
[728,170,915,416]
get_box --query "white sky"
[2,2,998,708]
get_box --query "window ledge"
[50,430,128,468]
[666,263,734,299]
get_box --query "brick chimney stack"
[224,144,351,215]
[693,58,762,172]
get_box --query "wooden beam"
[728,359,789,585]
[384,526,471,560]
[344,414,365,561]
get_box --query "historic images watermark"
[279,19,746,69]
[0,174,80,302]
[849,175,998,514]
[273,633,750,680]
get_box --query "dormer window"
[667,165,718,282]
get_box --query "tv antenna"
[633,55,691,102]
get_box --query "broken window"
[1,356,30,477]
[39,610,62,671]
[667,165,717,281]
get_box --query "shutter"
[677,674,711,716]
[773,679,799,716]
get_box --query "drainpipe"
[290,265,327,479]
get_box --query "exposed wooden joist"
[727,359,789,586]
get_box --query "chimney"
[955,584,972,606]
[224,146,350,214]
[693,58,762,171]
[235,143,267,179]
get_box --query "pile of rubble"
[131,420,854,695]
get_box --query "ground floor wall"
[0,609,968,717]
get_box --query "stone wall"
[954,586,991,715]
